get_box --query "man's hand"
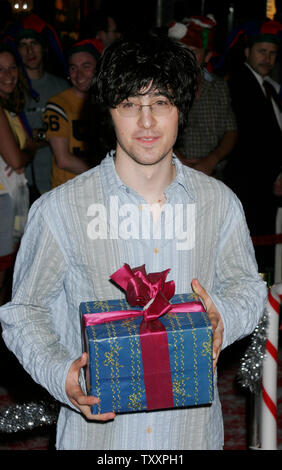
[192,278,224,372]
[185,154,218,176]
[65,352,116,421]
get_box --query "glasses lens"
[117,100,172,117]
[117,102,138,117]
[151,100,171,115]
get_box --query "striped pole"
[260,284,281,449]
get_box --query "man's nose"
[137,106,156,128]
[4,69,13,79]
[26,45,34,54]
[75,67,86,80]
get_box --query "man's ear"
[244,47,250,60]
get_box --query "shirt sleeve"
[43,99,69,140]
[0,199,75,408]
[208,191,267,350]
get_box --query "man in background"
[224,19,282,273]
[14,17,69,196]
[79,10,120,47]
[169,15,237,180]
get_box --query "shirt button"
[139,204,144,210]
[146,426,152,434]
[154,248,159,254]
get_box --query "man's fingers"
[73,351,88,370]
[71,386,99,406]
[191,278,224,372]
[66,353,116,421]
[213,330,222,358]
[71,389,115,421]
[191,278,209,308]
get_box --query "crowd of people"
[0,11,120,300]
[0,8,280,451]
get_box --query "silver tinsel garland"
[237,309,269,394]
[0,400,59,434]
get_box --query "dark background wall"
[3,0,282,53]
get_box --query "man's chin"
[123,151,172,167]
[25,62,41,71]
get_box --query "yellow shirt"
[43,88,91,188]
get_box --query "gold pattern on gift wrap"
[186,312,199,405]
[173,311,186,405]
[190,292,200,301]
[128,391,145,410]
[121,318,135,328]
[103,346,124,368]
[200,312,213,402]
[86,300,121,413]
[90,325,102,414]
[91,300,109,311]
[201,339,212,357]
[105,321,122,412]
[167,311,185,407]
[173,377,191,399]
[121,317,145,411]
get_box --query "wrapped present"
[80,264,213,414]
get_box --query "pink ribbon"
[110,263,176,320]
[84,264,204,410]
[83,301,204,327]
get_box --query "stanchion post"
[259,284,281,449]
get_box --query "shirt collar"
[100,150,196,202]
[244,62,265,87]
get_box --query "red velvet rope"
[252,234,282,246]
[0,252,16,271]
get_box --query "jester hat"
[2,13,68,74]
[215,19,282,70]
[67,38,104,62]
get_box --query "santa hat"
[67,38,104,62]
[168,14,216,51]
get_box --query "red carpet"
[0,335,281,451]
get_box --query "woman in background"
[0,44,35,302]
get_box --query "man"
[0,35,266,450]
[42,40,103,188]
[79,10,120,47]
[169,16,237,179]
[224,20,282,272]
[15,24,69,195]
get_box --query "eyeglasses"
[116,99,173,117]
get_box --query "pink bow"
[84,264,205,411]
[110,263,175,321]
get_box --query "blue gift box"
[80,294,213,414]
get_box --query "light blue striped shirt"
[0,153,267,450]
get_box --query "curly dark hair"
[90,34,199,153]
[0,43,28,114]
